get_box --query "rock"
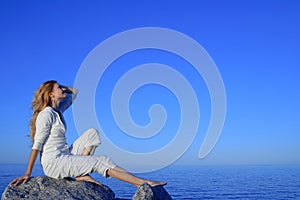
[1,176,115,200]
[2,177,173,200]
[132,183,172,200]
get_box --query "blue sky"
[0,1,299,168]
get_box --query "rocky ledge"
[1,176,172,200]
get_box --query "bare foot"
[75,175,103,186]
[145,180,167,187]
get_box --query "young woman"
[10,80,166,187]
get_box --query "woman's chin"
[60,94,67,99]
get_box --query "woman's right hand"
[10,173,31,186]
[10,149,39,186]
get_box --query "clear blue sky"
[0,1,299,168]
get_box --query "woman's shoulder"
[40,106,55,114]
[37,107,56,121]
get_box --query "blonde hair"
[29,80,57,142]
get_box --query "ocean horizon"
[1,164,300,199]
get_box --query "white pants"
[43,128,117,179]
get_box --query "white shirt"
[32,94,75,165]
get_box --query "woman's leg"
[71,129,102,185]
[75,146,101,185]
[70,128,101,156]
[82,146,96,156]
[70,129,166,187]
[75,174,102,186]
[75,148,102,185]
[107,166,167,187]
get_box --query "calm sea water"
[1,164,300,199]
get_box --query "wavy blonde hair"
[29,80,57,142]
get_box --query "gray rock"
[1,176,115,200]
[132,183,172,200]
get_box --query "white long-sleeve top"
[32,94,75,165]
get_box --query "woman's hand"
[10,149,39,186]
[10,173,31,186]
[60,85,78,95]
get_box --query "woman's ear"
[49,92,54,99]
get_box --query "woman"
[11,80,166,187]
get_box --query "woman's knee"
[85,128,101,144]
[86,128,99,136]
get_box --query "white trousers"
[43,128,116,179]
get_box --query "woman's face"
[51,83,66,100]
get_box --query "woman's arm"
[58,85,78,113]
[10,149,39,186]
[61,85,78,96]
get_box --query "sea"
[1,164,300,199]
